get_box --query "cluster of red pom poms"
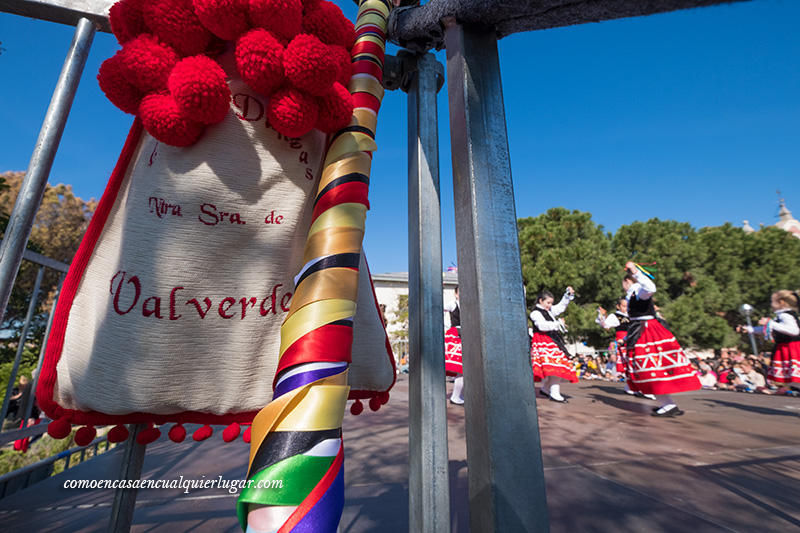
[98,0,357,146]
[47,419,253,445]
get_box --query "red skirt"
[530,332,578,383]
[445,326,462,375]
[768,341,800,383]
[626,320,700,395]
[614,331,627,375]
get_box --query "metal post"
[0,266,45,427]
[744,315,759,356]
[22,276,63,425]
[108,424,148,532]
[444,21,549,532]
[0,17,96,321]
[405,52,450,533]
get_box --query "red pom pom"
[300,0,320,15]
[143,0,212,57]
[236,29,285,96]
[222,423,241,442]
[74,426,97,447]
[315,82,353,134]
[249,0,302,42]
[136,426,162,446]
[193,424,214,441]
[350,399,364,415]
[118,34,181,93]
[330,45,352,87]
[285,34,338,96]
[193,0,250,41]
[168,424,187,443]
[140,93,204,147]
[243,426,252,443]
[379,391,390,405]
[267,88,318,138]
[107,425,130,443]
[98,52,145,115]
[368,396,381,412]
[47,418,72,440]
[109,0,149,44]
[302,2,355,50]
[169,55,230,124]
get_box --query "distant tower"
[774,195,800,239]
[742,220,755,234]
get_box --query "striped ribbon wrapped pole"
[236,1,391,531]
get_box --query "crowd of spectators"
[571,348,799,396]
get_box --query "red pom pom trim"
[222,422,241,442]
[193,424,213,441]
[74,426,97,447]
[108,424,130,443]
[47,418,72,440]
[243,426,252,443]
[350,399,364,415]
[136,426,162,445]
[168,424,187,443]
[368,396,381,412]
[379,391,390,405]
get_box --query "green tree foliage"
[518,208,618,348]
[518,209,800,353]
[0,171,97,366]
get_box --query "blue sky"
[2,0,799,274]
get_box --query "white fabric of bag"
[53,55,393,416]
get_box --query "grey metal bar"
[405,51,450,533]
[0,239,70,274]
[0,0,112,33]
[108,424,147,533]
[0,266,45,428]
[0,16,96,323]
[0,421,50,447]
[22,276,64,424]
[444,21,549,533]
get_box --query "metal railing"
[0,434,114,499]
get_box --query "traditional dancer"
[622,262,700,416]
[596,299,656,400]
[530,287,578,403]
[739,290,800,386]
[444,285,464,405]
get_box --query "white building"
[371,271,459,341]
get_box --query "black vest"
[531,307,572,357]
[614,312,630,332]
[531,307,555,333]
[449,303,460,328]
[628,294,656,319]
[773,310,800,344]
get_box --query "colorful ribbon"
[236,1,391,531]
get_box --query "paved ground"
[0,376,798,532]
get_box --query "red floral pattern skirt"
[445,326,462,375]
[626,320,700,395]
[530,332,578,383]
[768,341,800,383]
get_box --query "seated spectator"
[697,364,718,389]
[732,362,766,393]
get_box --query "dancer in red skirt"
[622,262,700,417]
[444,285,464,404]
[597,299,656,400]
[739,290,800,386]
[530,287,577,403]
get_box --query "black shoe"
[549,396,568,403]
[538,390,550,399]
[449,399,464,406]
[651,406,682,417]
